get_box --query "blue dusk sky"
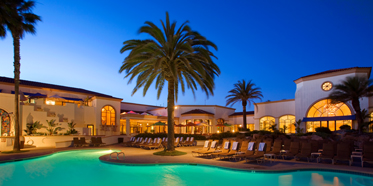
[0,0,372,111]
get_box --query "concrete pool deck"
[1,144,373,176]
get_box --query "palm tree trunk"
[13,33,21,151]
[166,79,175,151]
[352,98,363,134]
[242,101,247,130]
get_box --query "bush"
[315,127,332,134]
[210,132,236,140]
[339,125,351,130]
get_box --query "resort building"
[0,67,372,150]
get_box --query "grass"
[153,150,187,156]
[1,150,30,154]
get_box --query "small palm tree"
[45,119,64,135]
[328,76,373,134]
[119,12,220,151]
[0,0,41,151]
[226,80,263,130]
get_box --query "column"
[126,118,131,136]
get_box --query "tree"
[0,0,41,151]
[225,80,263,130]
[45,119,64,135]
[119,12,220,151]
[328,76,373,134]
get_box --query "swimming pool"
[0,149,372,186]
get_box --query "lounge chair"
[134,137,147,147]
[139,138,153,148]
[266,140,281,160]
[362,143,373,167]
[318,143,335,163]
[333,143,352,165]
[180,137,190,146]
[174,137,180,147]
[92,137,105,147]
[283,139,291,150]
[187,137,195,146]
[145,138,163,150]
[123,137,136,146]
[80,137,89,147]
[192,140,211,155]
[194,141,217,156]
[245,141,271,163]
[234,141,254,161]
[218,141,239,160]
[295,142,312,162]
[282,141,300,159]
[208,139,230,158]
[73,137,81,147]
[161,138,168,147]
[132,137,144,147]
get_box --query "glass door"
[87,124,94,135]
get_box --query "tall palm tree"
[119,12,220,151]
[226,80,263,130]
[0,0,41,151]
[328,76,373,134]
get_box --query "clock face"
[322,82,333,91]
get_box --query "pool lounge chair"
[73,137,81,147]
[134,137,147,147]
[180,137,190,146]
[268,140,282,156]
[140,138,153,148]
[174,137,180,147]
[318,143,335,164]
[362,143,373,167]
[295,142,312,162]
[131,137,144,147]
[146,138,163,150]
[192,140,212,155]
[123,137,136,146]
[333,143,352,166]
[92,137,105,147]
[162,138,168,147]
[209,140,231,158]
[193,140,217,156]
[282,141,300,160]
[245,142,271,163]
[80,137,89,147]
[234,141,254,161]
[218,141,239,160]
[185,137,195,146]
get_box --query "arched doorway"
[305,99,352,132]
[101,105,116,125]
[259,116,275,131]
[0,109,11,136]
[279,115,295,133]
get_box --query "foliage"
[225,80,263,129]
[339,125,351,130]
[24,121,45,135]
[360,109,373,132]
[328,76,373,134]
[315,127,332,134]
[134,133,207,140]
[294,119,304,134]
[65,121,78,135]
[210,132,236,140]
[153,150,187,156]
[45,119,64,135]
[119,12,220,151]
[269,123,278,132]
[280,125,288,133]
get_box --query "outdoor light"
[232,130,235,132]
[217,131,220,133]
[175,106,178,109]
[46,100,55,105]
[239,125,242,127]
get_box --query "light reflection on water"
[0,150,372,186]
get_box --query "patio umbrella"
[223,123,232,127]
[127,110,137,114]
[174,124,185,133]
[186,122,198,126]
[29,93,47,99]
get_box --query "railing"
[109,151,125,160]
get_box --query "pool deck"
[1,144,373,176]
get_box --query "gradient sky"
[1,0,372,111]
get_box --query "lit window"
[45,100,55,105]
[101,105,116,125]
[306,99,352,132]
[259,116,275,131]
[279,115,295,133]
[369,112,373,132]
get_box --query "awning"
[302,115,356,122]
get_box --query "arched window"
[259,116,275,131]
[0,109,11,136]
[279,115,295,133]
[306,99,352,132]
[101,105,115,125]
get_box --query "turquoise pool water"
[0,149,372,186]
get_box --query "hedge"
[134,133,207,140]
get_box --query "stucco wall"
[254,100,295,130]
[92,98,121,136]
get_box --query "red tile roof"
[294,67,371,82]
[181,109,214,115]
[0,76,121,100]
[229,111,254,116]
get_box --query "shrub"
[315,127,332,134]
[134,133,207,140]
[339,125,351,130]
